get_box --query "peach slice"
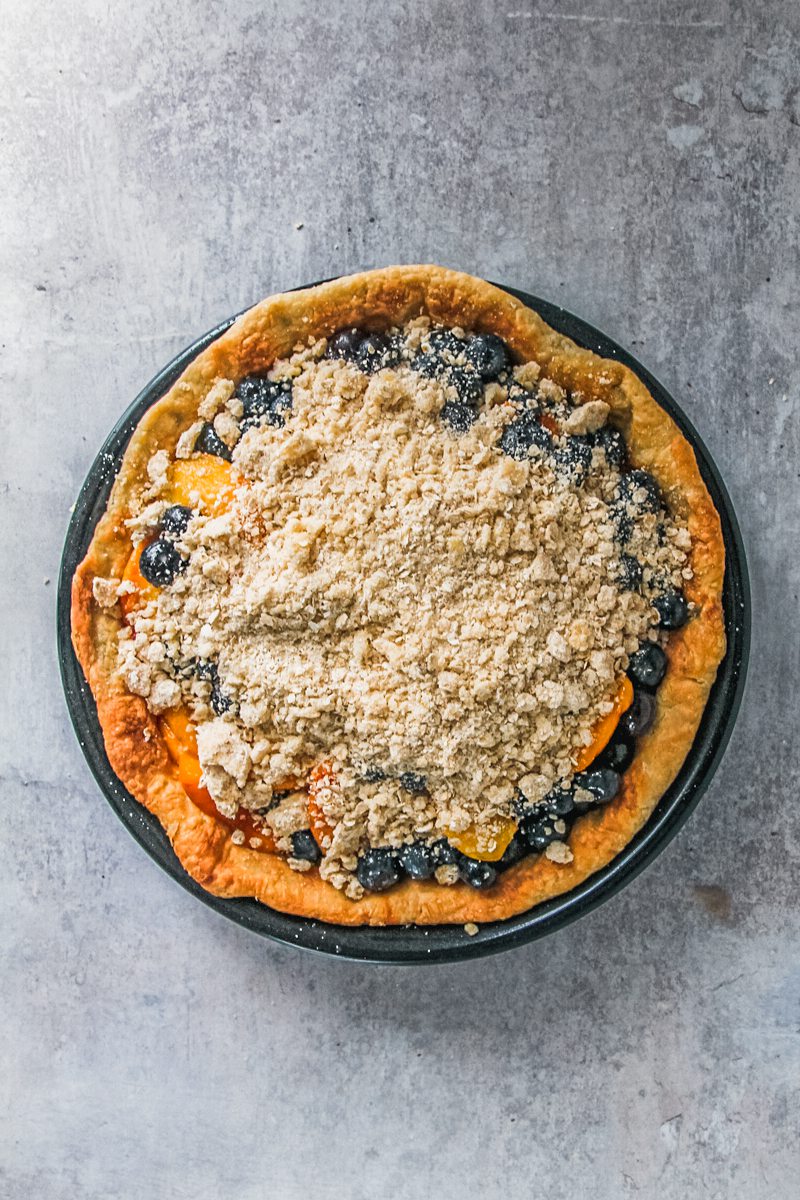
[574,676,634,772]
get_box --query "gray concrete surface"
[2,2,798,1197]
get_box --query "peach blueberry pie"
[71,266,726,925]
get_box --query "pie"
[71,266,726,926]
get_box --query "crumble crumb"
[545,840,574,864]
[464,922,479,936]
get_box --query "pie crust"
[71,265,726,925]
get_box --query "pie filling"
[94,317,692,900]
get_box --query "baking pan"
[57,280,750,963]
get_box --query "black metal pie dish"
[57,281,750,964]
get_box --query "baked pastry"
[71,266,726,926]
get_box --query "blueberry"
[411,349,443,378]
[440,400,478,433]
[498,832,527,869]
[432,838,460,866]
[210,683,232,716]
[554,436,593,482]
[618,553,643,591]
[291,829,321,864]
[499,410,553,460]
[457,857,498,889]
[399,842,436,880]
[654,590,689,630]
[520,815,561,852]
[618,689,656,738]
[399,771,427,794]
[412,329,464,377]
[356,848,402,892]
[237,376,292,430]
[139,539,187,587]
[611,508,634,545]
[616,469,661,514]
[363,765,387,783]
[628,643,667,689]
[355,332,403,374]
[160,504,193,538]
[447,366,484,406]
[545,787,576,818]
[593,426,627,470]
[463,334,510,380]
[573,767,620,805]
[194,422,233,460]
[325,328,363,361]
[596,733,636,773]
[427,328,464,358]
[195,660,232,715]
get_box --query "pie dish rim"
[58,271,748,961]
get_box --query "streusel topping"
[105,319,690,896]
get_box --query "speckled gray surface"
[2,2,798,1196]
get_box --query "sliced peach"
[120,540,159,617]
[574,676,634,772]
[445,816,518,862]
[166,454,238,515]
[159,708,277,852]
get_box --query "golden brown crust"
[71,265,726,925]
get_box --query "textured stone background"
[2,1,798,1197]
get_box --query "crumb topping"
[108,318,690,894]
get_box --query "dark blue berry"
[326,328,363,361]
[356,848,402,892]
[237,376,292,430]
[411,349,442,378]
[618,553,643,591]
[139,539,187,587]
[355,332,403,374]
[498,832,527,869]
[596,733,636,773]
[520,815,562,852]
[593,426,627,469]
[654,590,689,630]
[545,787,576,818]
[195,660,232,715]
[618,689,656,737]
[628,643,667,689]
[432,838,460,866]
[428,328,464,358]
[463,334,510,380]
[399,842,436,880]
[457,857,498,889]
[399,771,427,794]
[616,469,661,513]
[499,410,553,460]
[440,400,478,432]
[573,767,620,805]
[194,422,232,460]
[160,504,193,538]
[447,367,483,406]
[363,765,387,783]
[210,683,232,716]
[554,436,593,482]
[291,829,321,864]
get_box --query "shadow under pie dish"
[70,265,727,928]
